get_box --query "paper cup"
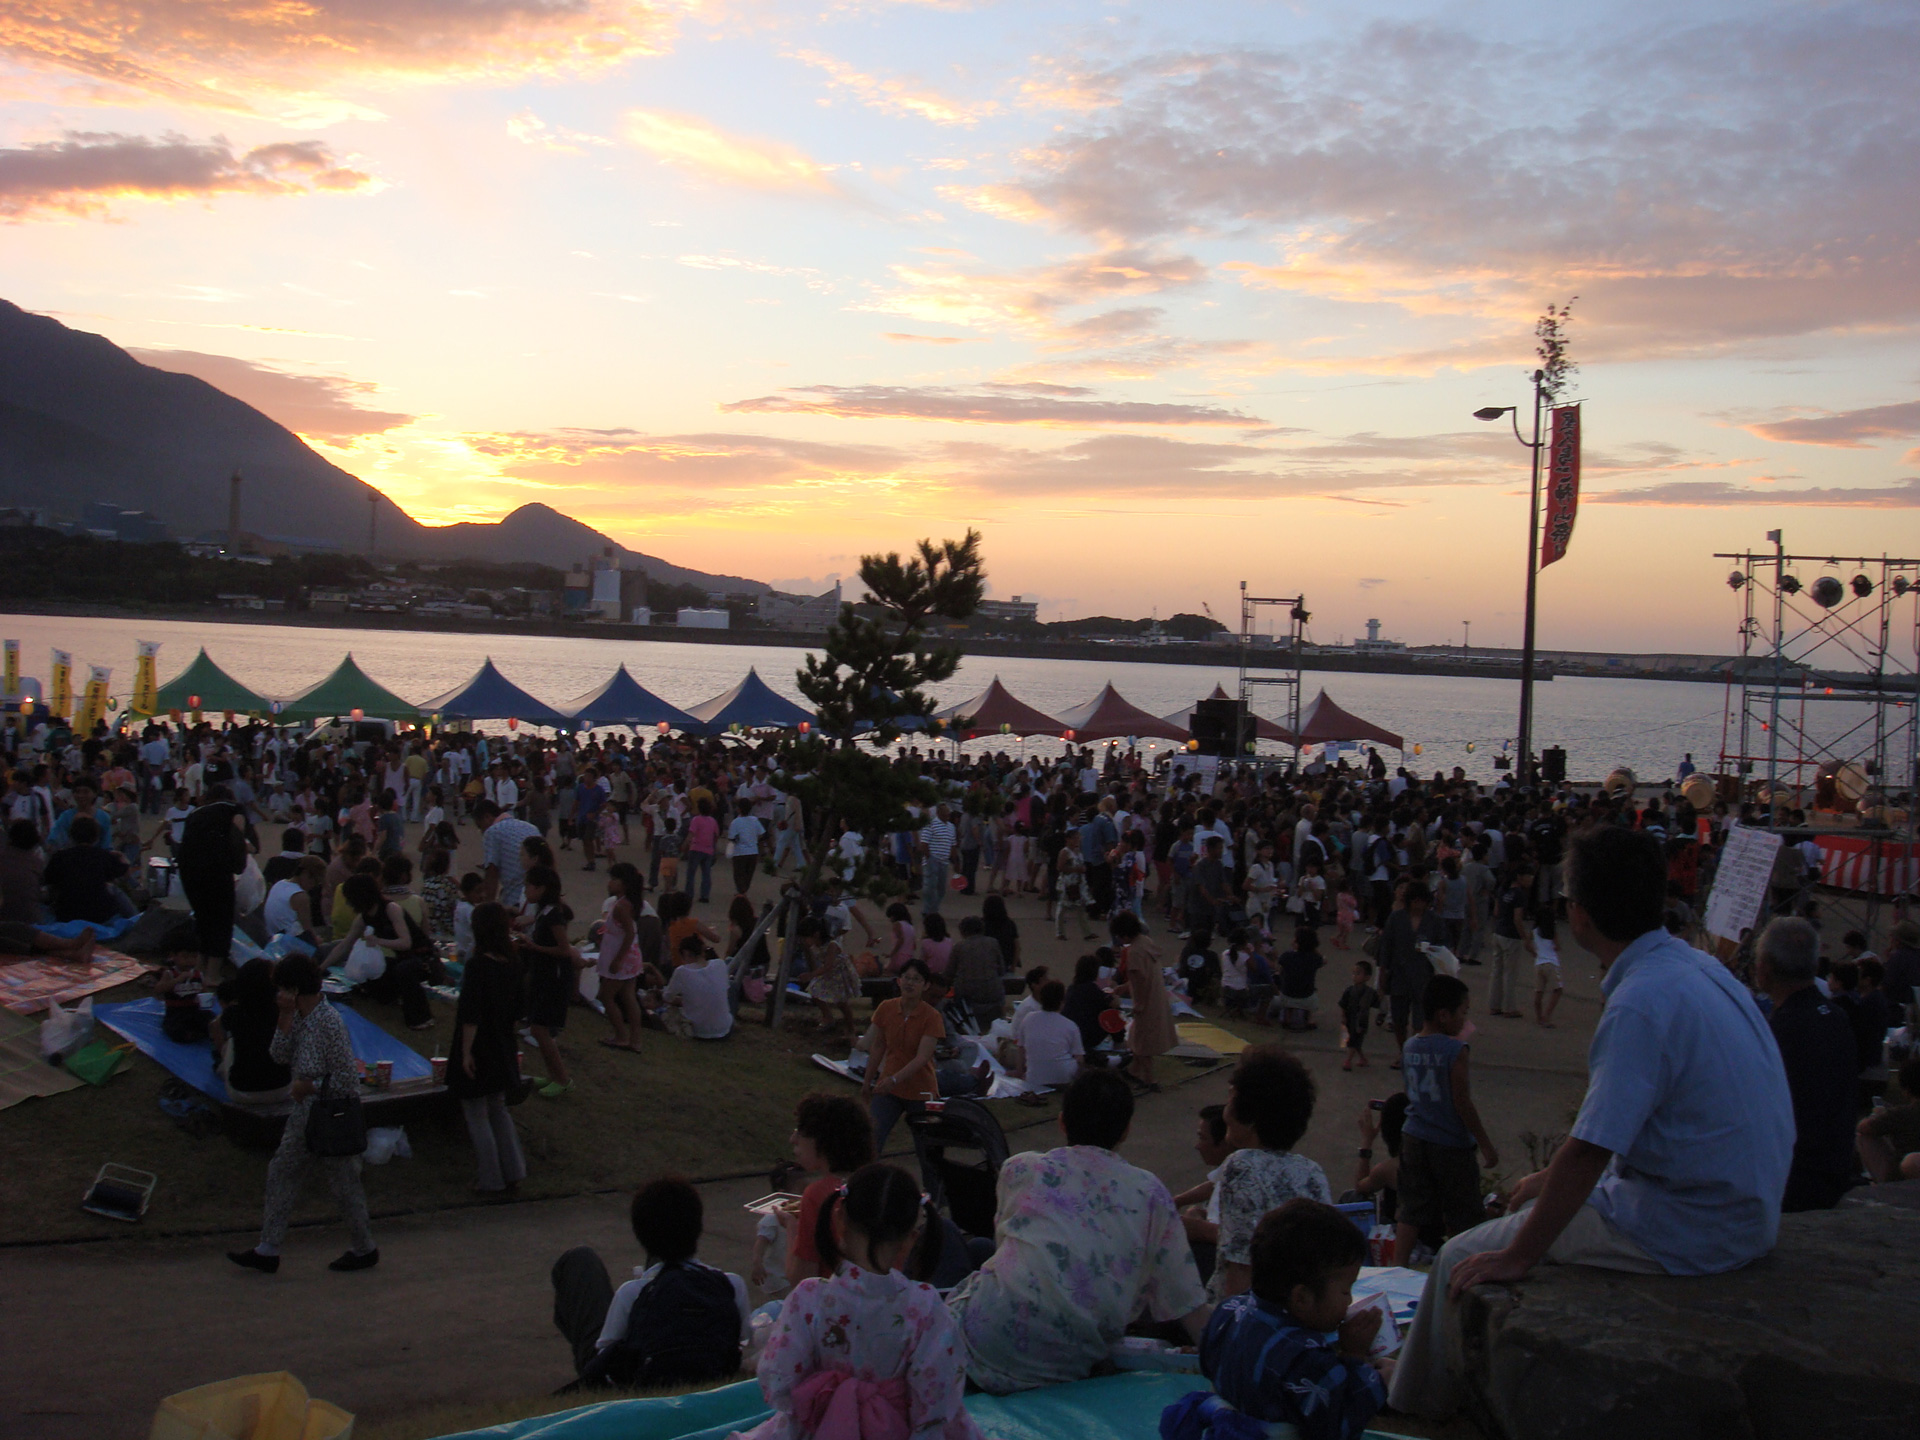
[430,1056,448,1084]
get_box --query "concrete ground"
[1,817,1601,1440]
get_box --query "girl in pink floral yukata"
[738,1163,982,1440]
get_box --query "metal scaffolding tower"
[1714,532,1919,929]
[1237,581,1309,763]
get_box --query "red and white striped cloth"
[1816,835,1920,896]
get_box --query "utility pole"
[228,470,243,552]
[367,489,380,556]
[1473,369,1547,783]
[1462,620,1471,655]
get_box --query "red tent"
[1055,683,1189,742]
[936,676,1066,739]
[1160,684,1296,743]
[1295,689,1403,749]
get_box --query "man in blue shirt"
[1079,801,1119,919]
[1389,826,1793,1418]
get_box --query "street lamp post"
[1474,368,1548,783]
[1462,620,1471,655]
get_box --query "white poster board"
[1704,826,1784,944]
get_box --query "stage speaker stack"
[1191,698,1248,757]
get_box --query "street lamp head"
[1473,407,1513,422]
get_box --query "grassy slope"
[0,979,850,1245]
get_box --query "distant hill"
[0,300,766,593]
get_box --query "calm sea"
[4,612,1903,786]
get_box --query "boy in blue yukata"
[1163,1198,1390,1440]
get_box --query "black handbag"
[304,1074,367,1157]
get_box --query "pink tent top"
[1055,683,1190,742]
[935,675,1067,739]
[1160,684,1296,743]
[1295,689,1403,749]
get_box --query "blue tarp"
[95,996,430,1099]
[683,668,814,735]
[564,666,700,732]
[428,1373,1239,1440]
[41,914,138,941]
[422,659,571,728]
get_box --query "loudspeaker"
[1191,698,1247,757]
[1541,747,1567,785]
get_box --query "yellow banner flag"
[133,640,161,715]
[75,665,112,735]
[49,649,72,722]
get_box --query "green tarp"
[145,649,273,717]
[275,653,423,724]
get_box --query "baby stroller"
[903,1097,1007,1241]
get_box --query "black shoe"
[228,1249,279,1274]
[328,1248,380,1272]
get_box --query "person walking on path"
[449,902,528,1194]
[1388,827,1792,1419]
[229,955,378,1274]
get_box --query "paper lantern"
[999,722,1012,735]
[1063,729,1076,742]
[798,720,810,735]
[19,697,32,716]
[188,694,201,710]
[1186,739,1200,753]
[350,707,364,722]
[507,717,519,731]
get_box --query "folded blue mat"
[41,914,138,941]
[95,996,430,1099]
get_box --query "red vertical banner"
[1541,403,1580,568]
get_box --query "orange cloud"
[721,382,1259,427]
[1747,401,1920,448]
[792,49,996,126]
[0,0,674,119]
[0,132,374,219]
[128,348,414,439]
[623,109,852,197]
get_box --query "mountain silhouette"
[0,299,765,592]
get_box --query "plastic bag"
[40,996,94,1062]
[234,856,267,917]
[151,1370,353,1440]
[342,940,386,982]
[362,1127,411,1165]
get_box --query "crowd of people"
[6,708,1918,1437]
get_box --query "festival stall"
[143,649,273,718]
[1055,682,1190,743]
[935,676,1066,739]
[563,665,700,732]
[274,654,423,725]
[682,667,814,735]
[1295,689,1404,750]
[421,658,570,729]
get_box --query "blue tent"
[420,659,570,728]
[563,665,699,731]
[683,667,814,734]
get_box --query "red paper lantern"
[507,717,519,731]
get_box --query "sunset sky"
[4,0,1918,653]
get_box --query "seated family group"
[545,828,1804,1440]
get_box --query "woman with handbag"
[228,954,378,1274]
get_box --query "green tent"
[276,653,423,724]
[145,649,273,717]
